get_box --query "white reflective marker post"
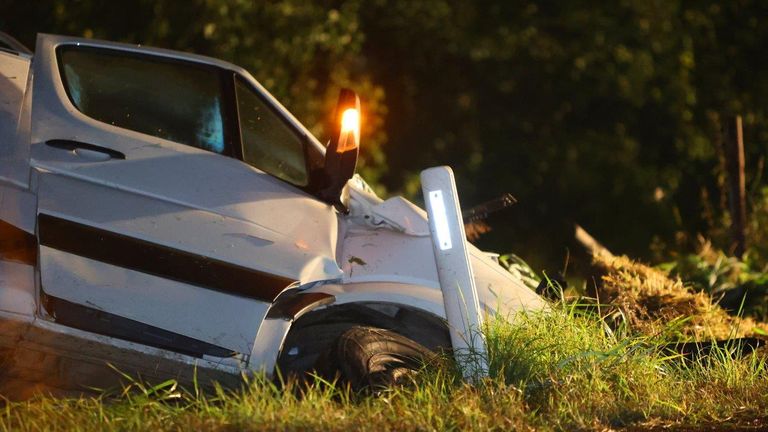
[421,166,489,381]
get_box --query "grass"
[2,257,768,431]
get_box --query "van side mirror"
[320,88,360,211]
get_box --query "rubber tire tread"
[324,326,434,392]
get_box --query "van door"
[29,34,341,358]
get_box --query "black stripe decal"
[0,218,37,265]
[42,291,235,358]
[38,213,294,303]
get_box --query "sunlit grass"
[2,305,767,431]
[3,256,768,431]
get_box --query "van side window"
[235,78,308,186]
[58,47,227,154]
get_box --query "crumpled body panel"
[339,180,546,318]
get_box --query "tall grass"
[2,255,766,430]
[2,302,767,431]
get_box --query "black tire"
[317,326,435,392]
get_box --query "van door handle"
[45,139,126,160]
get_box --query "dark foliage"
[4,0,768,272]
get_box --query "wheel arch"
[251,281,452,378]
[275,300,451,378]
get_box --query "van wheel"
[318,326,435,392]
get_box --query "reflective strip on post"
[421,166,489,381]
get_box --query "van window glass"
[59,47,227,154]
[235,78,307,186]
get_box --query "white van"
[0,33,544,396]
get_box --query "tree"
[5,0,768,271]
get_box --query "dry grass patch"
[595,254,768,340]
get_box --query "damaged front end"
[339,174,546,320]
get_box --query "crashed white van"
[0,33,544,394]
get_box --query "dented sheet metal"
[346,175,430,236]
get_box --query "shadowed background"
[4,0,768,276]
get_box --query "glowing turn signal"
[337,108,360,152]
[341,108,360,134]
